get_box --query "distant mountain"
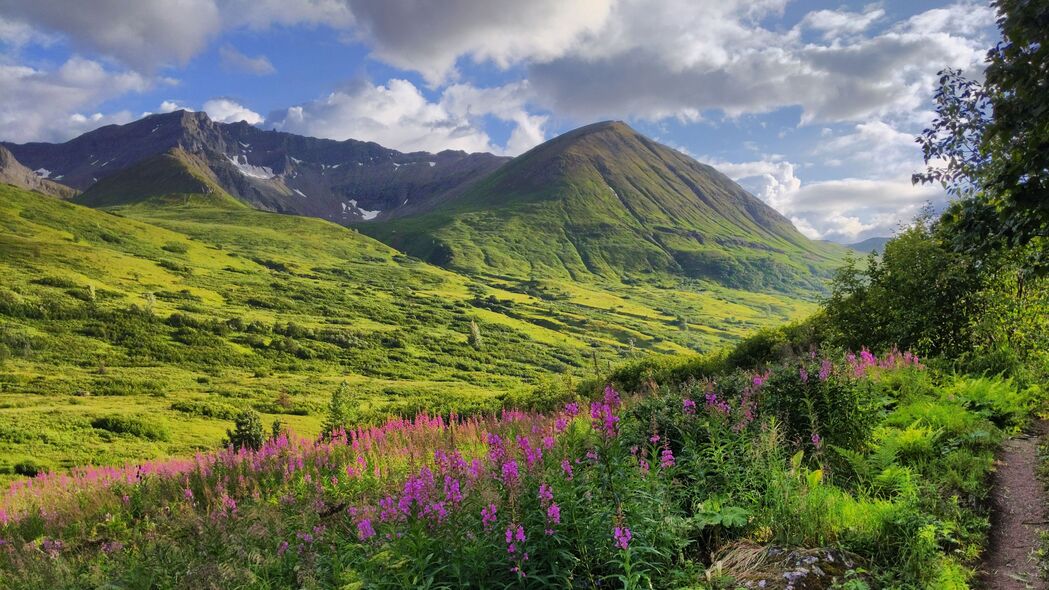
[848,237,890,253]
[3,110,507,222]
[362,121,847,293]
[0,146,77,199]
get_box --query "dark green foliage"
[90,415,170,441]
[225,410,264,451]
[822,214,984,358]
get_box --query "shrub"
[90,415,170,441]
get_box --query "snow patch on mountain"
[226,155,275,180]
[348,199,381,220]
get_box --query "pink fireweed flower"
[487,433,507,463]
[638,458,650,475]
[590,400,619,438]
[506,524,526,554]
[277,540,289,556]
[564,402,580,417]
[704,391,731,415]
[538,482,553,506]
[555,417,569,432]
[683,398,697,415]
[561,459,574,480]
[444,476,463,504]
[649,434,660,444]
[811,433,822,449]
[818,359,832,381]
[481,503,498,530]
[603,385,621,409]
[660,448,675,469]
[182,487,194,502]
[357,518,376,540]
[799,367,809,383]
[542,435,556,450]
[613,526,632,551]
[546,502,561,534]
[502,460,520,486]
[752,373,768,388]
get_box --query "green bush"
[90,415,170,441]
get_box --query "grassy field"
[0,185,816,475]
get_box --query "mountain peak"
[363,121,846,291]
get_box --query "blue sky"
[0,0,999,242]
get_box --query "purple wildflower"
[561,459,574,480]
[481,503,498,530]
[357,518,376,540]
[613,526,632,551]
[660,448,675,469]
[683,398,697,415]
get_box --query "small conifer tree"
[226,410,264,451]
[468,319,483,350]
[322,381,350,437]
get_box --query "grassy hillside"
[363,122,848,295]
[0,184,816,475]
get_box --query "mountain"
[362,121,847,293]
[848,236,891,253]
[2,110,507,222]
[0,146,77,199]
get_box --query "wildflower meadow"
[0,347,1037,588]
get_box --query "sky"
[0,0,1000,243]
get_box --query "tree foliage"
[914,1,1048,270]
[822,212,984,358]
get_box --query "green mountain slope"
[74,148,245,209]
[362,121,848,294]
[0,185,817,474]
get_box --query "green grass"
[0,184,817,475]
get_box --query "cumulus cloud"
[0,0,221,71]
[798,7,885,40]
[202,98,263,124]
[268,78,545,155]
[218,44,276,75]
[0,56,157,142]
[528,0,994,125]
[156,100,191,114]
[710,154,945,242]
[344,0,611,84]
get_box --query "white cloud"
[527,1,995,125]
[798,7,885,40]
[218,44,276,75]
[709,155,945,242]
[344,0,612,84]
[268,78,545,155]
[0,56,156,142]
[202,98,263,124]
[0,0,221,71]
[157,100,190,114]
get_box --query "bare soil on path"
[981,421,1048,589]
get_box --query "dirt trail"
[981,421,1048,589]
